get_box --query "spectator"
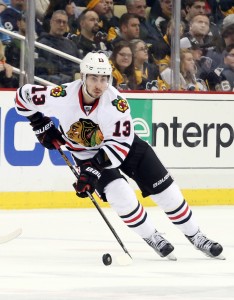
[183,0,207,31]
[180,48,208,90]
[85,0,110,33]
[126,0,166,61]
[221,14,234,47]
[4,11,27,67]
[36,10,80,85]
[70,2,83,19]
[194,14,234,88]
[0,0,43,39]
[205,0,224,25]
[65,1,80,35]
[35,0,49,22]
[71,9,110,59]
[205,14,234,66]
[161,48,208,91]
[109,40,137,90]
[42,0,72,33]
[104,0,119,28]
[207,44,234,91]
[183,0,222,50]
[0,0,25,42]
[0,1,6,13]
[0,1,10,44]
[108,13,140,46]
[219,0,234,17]
[157,20,185,73]
[183,14,217,52]
[130,38,167,90]
[0,40,18,87]
[150,0,173,37]
[189,42,216,88]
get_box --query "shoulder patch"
[50,85,67,97]
[112,95,129,113]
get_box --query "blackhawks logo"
[112,96,129,113]
[66,119,103,147]
[50,85,67,97]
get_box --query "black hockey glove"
[74,161,102,198]
[74,149,112,198]
[29,113,65,150]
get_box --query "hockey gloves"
[74,149,112,198]
[74,161,101,198]
[29,113,65,150]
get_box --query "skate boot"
[186,229,225,259]
[143,230,176,260]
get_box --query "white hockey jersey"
[15,80,134,168]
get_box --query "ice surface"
[0,206,233,300]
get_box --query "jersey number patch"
[31,86,47,105]
[113,120,131,137]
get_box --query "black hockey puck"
[102,253,112,266]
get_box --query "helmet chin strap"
[82,74,97,101]
[83,81,97,101]
[81,73,112,101]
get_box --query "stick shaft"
[53,141,132,259]
[86,191,132,258]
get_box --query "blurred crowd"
[1,0,234,91]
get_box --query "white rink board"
[151,97,234,188]
[0,91,234,192]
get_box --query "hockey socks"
[105,179,159,238]
[151,182,199,236]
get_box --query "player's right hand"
[31,116,65,150]
[74,161,101,198]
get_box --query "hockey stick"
[0,228,22,244]
[53,141,132,263]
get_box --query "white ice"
[0,206,233,300]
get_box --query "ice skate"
[144,230,177,261]
[186,230,225,260]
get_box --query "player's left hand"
[74,161,101,198]
[31,116,65,150]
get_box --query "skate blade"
[203,252,226,260]
[213,254,226,260]
[166,252,177,261]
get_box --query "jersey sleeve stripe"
[15,95,32,112]
[104,145,124,163]
[104,139,131,149]
[113,144,128,157]
[66,147,86,152]
[65,141,86,151]
[18,87,27,103]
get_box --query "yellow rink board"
[1,189,234,209]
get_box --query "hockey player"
[15,52,224,260]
